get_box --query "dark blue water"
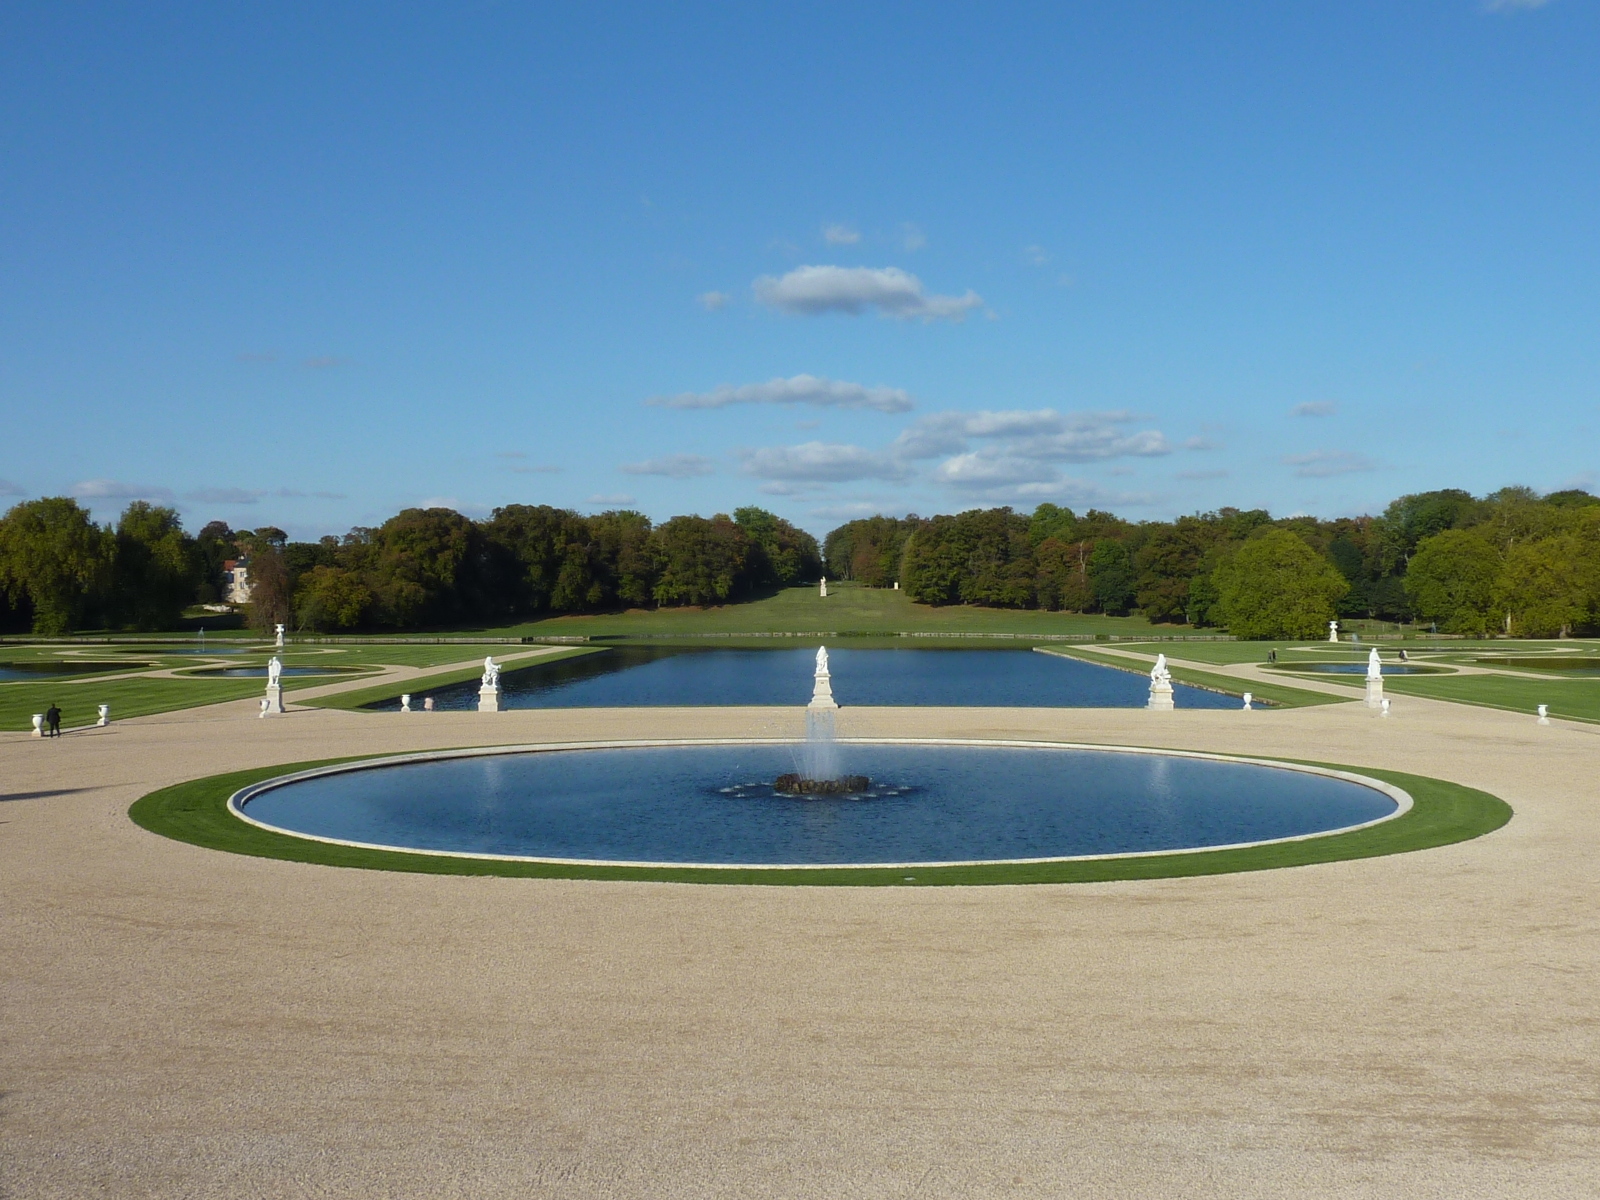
[371,647,1237,710]
[0,661,128,680]
[118,646,251,656]
[189,665,355,678]
[241,744,1398,864]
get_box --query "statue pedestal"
[478,685,502,713]
[264,683,285,715]
[1365,677,1384,709]
[1147,679,1175,711]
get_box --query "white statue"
[1364,648,1384,710]
[1328,620,1339,643]
[479,656,502,712]
[400,694,411,713]
[274,623,285,650]
[1537,704,1550,725]
[809,645,837,710]
[820,576,828,598]
[263,656,286,714]
[1242,692,1253,710]
[1147,653,1175,711]
[97,704,110,727]
[1380,698,1391,718]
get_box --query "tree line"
[3,485,1597,637]
[822,485,1600,638]
[0,501,820,634]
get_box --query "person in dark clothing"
[45,703,61,737]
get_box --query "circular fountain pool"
[233,741,1406,868]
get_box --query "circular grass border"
[128,746,1511,886]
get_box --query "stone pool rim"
[226,738,1414,871]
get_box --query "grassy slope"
[476,582,1171,638]
[128,757,1511,886]
[1040,646,1348,709]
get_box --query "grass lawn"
[1375,673,1600,723]
[0,672,340,731]
[128,755,1510,886]
[1039,646,1348,709]
[470,582,1181,639]
[0,642,550,731]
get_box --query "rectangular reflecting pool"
[371,646,1239,710]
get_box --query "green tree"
[1212,529,1349,639]
[734,507,821,587]
[368,508,484,626]
[1087,540,1135,616]
[0,497,114,634]
[1493,536,1590,637]
[109,503,201,630]
[1404,530,1499,634]
[294,565,373,630]
[651,514,750,606]
[1034,537,1092,611]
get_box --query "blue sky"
[2,1,1596,540]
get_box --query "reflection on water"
[372,646,1239,710]
[244,744,1399,865]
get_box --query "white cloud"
[928,454,1146,505]
[738,442,911,484]
[1483,0,1550,10]
[186,487,261,505]
[507,464,562,475]
[698,291,730,311]
[0,479,25,496]
[822,224,860,246]
[932,453,1058,489]
[588,493,636,506]
[620,454,717,478]
[894,409,1171,463]
[71,479,174,502]
[1176,469,1230,481]
[1183,436,1220,450]
[900,223,926,251]
[1283,451,1378,478]
[651,374,914,414]
[753,265,983,322]
[810,501,891,520]
[1023,244,1050,267]
[1292,401,1338,417]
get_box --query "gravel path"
[2,695,1597,1198]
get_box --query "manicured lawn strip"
[0,671,337,732]
[305,646,604,711]
[1112,639,1559,666]
[1377,673,1600,724]
[128,755,1508,886]
[1038,646,1346,709]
